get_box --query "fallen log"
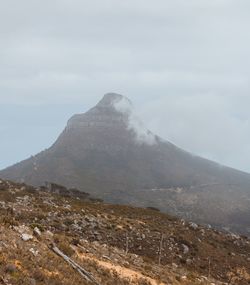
[50,243,101,285]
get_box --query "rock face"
[1,93,250,235]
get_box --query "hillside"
[0,179,250,284]
[1,93,250,235]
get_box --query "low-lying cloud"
[113,96,157,146]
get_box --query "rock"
[230,233,240,240]
[200,229,205,235]
[33,227,41,237]
[180,219,186,225]
[29,248,39,256]
[189,222,198,230]
[5,264,17,273]
[28,278,36,285]
[21,233,33,241]
[14,225,30,234]
[45,230,54,238]
[64,204,71,210]
[182,244,189,254]
[172,263,178,268]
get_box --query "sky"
[0,0,250,172]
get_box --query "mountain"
[0,178,250,285]
[1,93,250,235]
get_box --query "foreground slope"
[1,93,250,234]
[0,179,250,285]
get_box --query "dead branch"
[50,243,101,285]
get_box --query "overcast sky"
[1,0,250,172]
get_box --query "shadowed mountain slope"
[1,93,250,234]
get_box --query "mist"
[113,96,157,146]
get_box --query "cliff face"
[1,93,250,235]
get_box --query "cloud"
[138,94,250,172]
[113,96,157,145]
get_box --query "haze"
[0,0,250,172]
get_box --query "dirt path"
[76,251,167,285]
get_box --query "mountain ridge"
[1,93,250,235]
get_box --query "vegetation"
[0,179,249,284]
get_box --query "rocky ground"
[0,179,249,285]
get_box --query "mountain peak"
[1,94,250,237]
[66,93,156,146]
[96,93,132,109]
[102,92,124,102]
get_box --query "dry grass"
[0,179,249,284]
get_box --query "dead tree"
[50,243,101,285]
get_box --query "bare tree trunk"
[50,243,101,285]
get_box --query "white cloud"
[138,94,250,172]
[113,96,157,145]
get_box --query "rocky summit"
[1,93,250,235]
